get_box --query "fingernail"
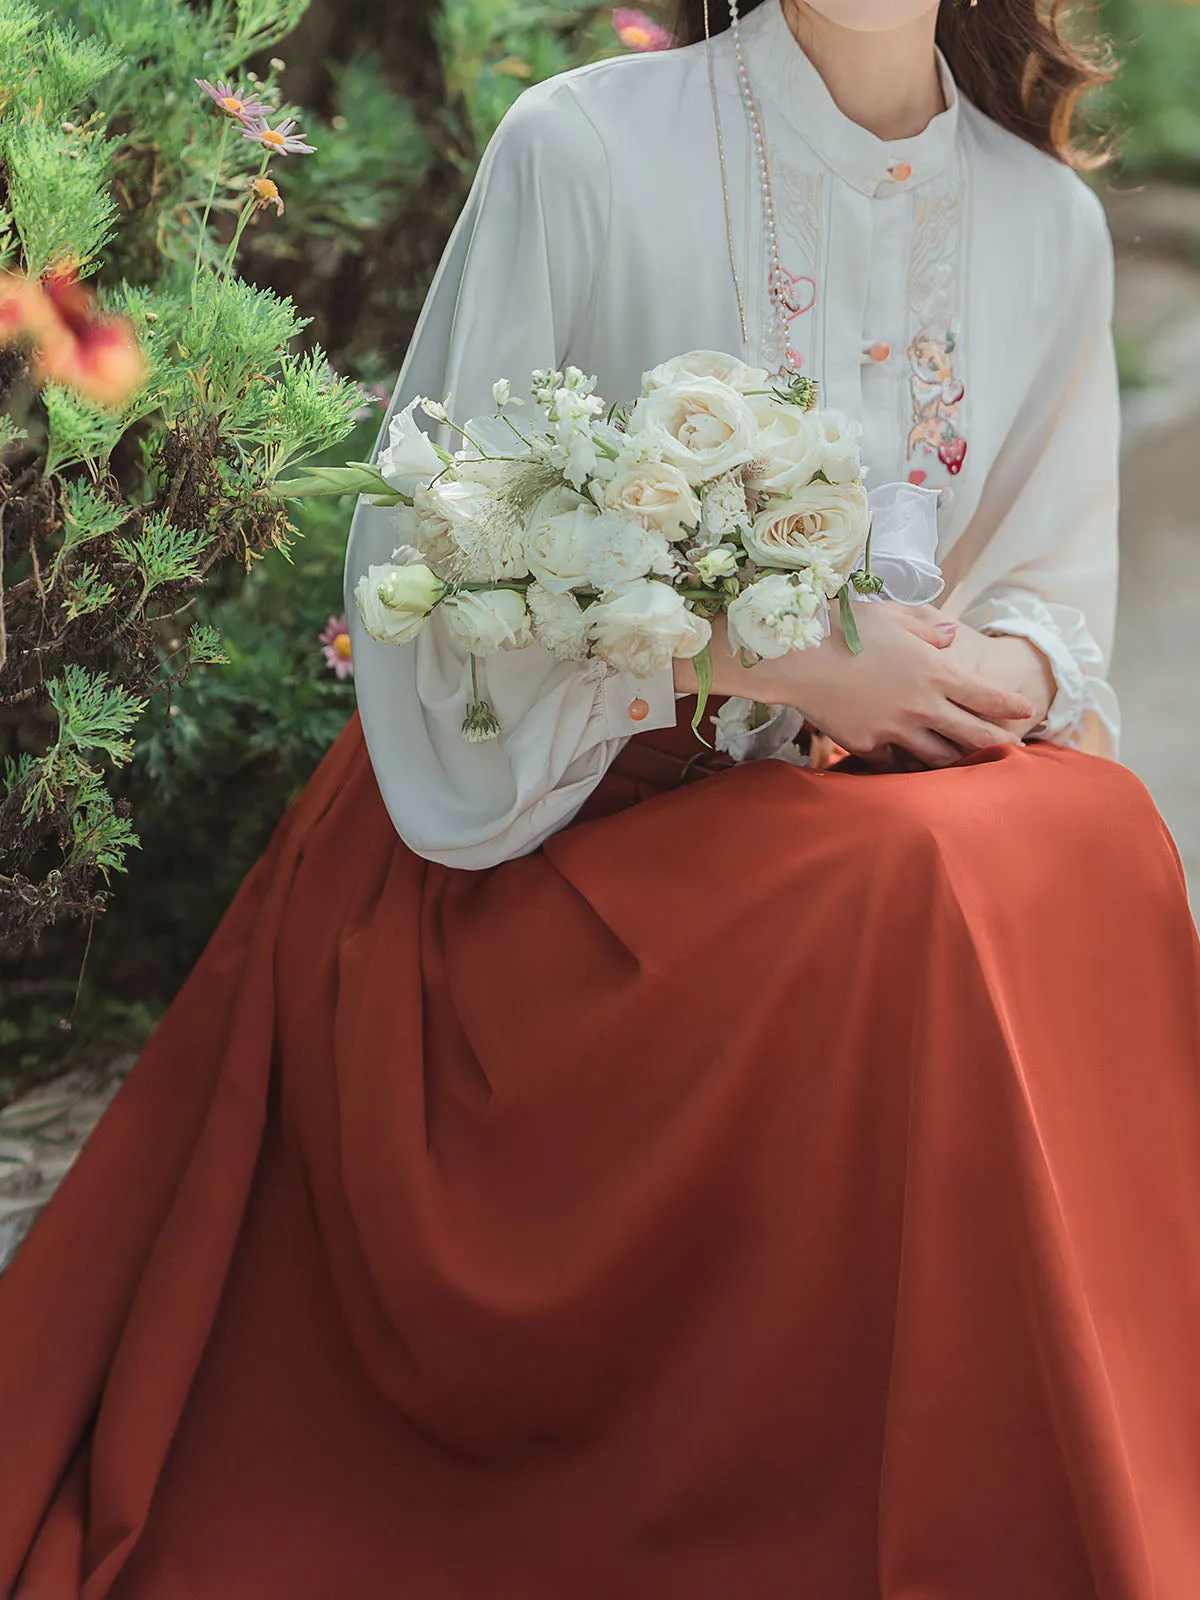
[937,621,956,635]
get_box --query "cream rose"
[524,486,600,594]
[742,480,871,581]
[602,459,700,542]
[588,580,712,677]
[441,589,532,655]
[627,378,758,486]
[643,350,771,393]
[354,553,445,646]
[726,573,827,660]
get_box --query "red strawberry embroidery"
[938,435,967,476]
[907,468,927,486]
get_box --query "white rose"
[744,395,824,497]
[627,377,758,485]
[441,588,532,655]
[355,554,445,646]
[376,398,446,497]
[693,545,740,583]
[726,573,827,659]
[525,486,600,594]
[588,580,711,677]
[700,471,750,541]
[643,350,771,393]
[602,459,700,542]
[527,582,591,661]
[742,480,871,581]
[811,408,865,484]
[586,512,675,592]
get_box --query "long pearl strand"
[727,0,797,373]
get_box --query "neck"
[780,1,946,142]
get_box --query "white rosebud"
[375,398,445,497]
[588,580,711,677]
[441,589,532,655]
[742,480,871,582]
[726,573,827,660]
[694,546,740,583]
[355,557,445,646]
[527,583,591,661]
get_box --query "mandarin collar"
[739,0,961,198]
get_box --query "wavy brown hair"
[671,0,1116,169]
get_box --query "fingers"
[896,729,965,769]
[895,603,957,650]
[931,706,1023,752]
[945,672,1035,723]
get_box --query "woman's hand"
[677,602,1036,770]
[939,624,1056,740]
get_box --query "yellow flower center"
[253,177,280,199]
[220,95,244,113]
[334,633,352,660]
[620,24,652,45]
[260,128,286,148]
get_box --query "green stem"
[190,119,230,310]
[218,154,270,280]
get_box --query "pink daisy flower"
[195,79,273,123]
[319,614,354,680]
[242,115,316,156]
[612,7,675,51]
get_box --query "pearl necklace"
[704,0,799,375]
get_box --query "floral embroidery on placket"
[903,163,969,504]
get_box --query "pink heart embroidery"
[907,469,927,486]
[775,268,816,321]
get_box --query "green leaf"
[838,583,863,656]
[269,463,408,504]
[689,641,713,746]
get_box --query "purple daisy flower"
[195,79,273,123]
[242,116,316,157]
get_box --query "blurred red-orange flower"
[0,265,147,408]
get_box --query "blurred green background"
[3,0,1198,1093]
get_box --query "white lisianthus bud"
[441,589,532,655]
[375,398,445,497]
[588,580,711,676]
[355,554,445,645]
[726,573,827,660]
[492,377,512,407]
[694,546,740,583]
[420,396,450,424]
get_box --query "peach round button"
[867,342,891,363]
[889,161,913,182]
[628,698,650,722]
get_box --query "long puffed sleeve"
[945,180,1121,758]
[344,79,677,871]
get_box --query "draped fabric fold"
[2,709,1199,1599]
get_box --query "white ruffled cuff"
[968,591,1121,757]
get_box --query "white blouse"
[345,0,1121,870]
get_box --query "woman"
[2,0,1199,1594]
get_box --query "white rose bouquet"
[279,351,944,745]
